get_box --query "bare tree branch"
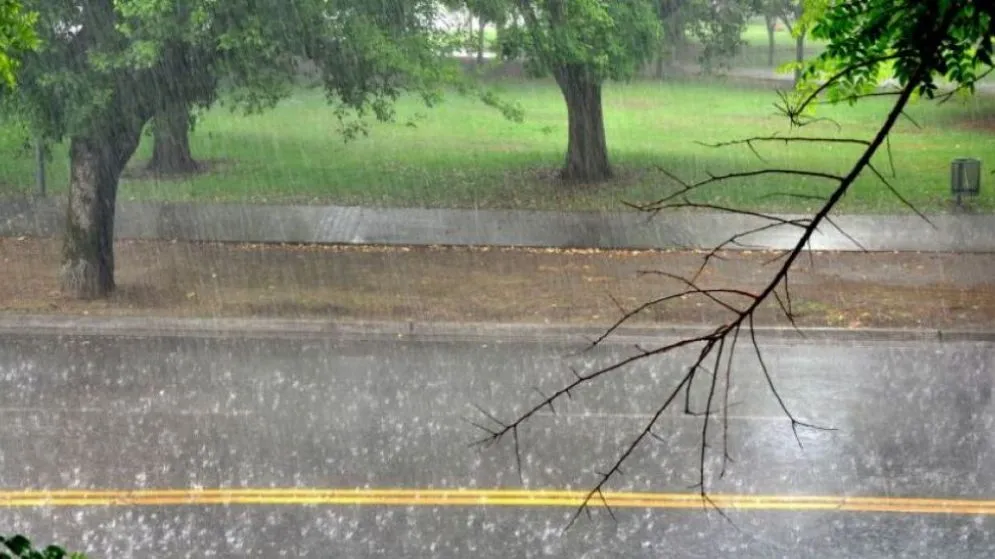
[636,200,814,227]
[934,66,995,104]
[812,90,905,105]
[636,270,753,314]
[824,215,868,251]
[867,163,936,228]
[564,349,704,529]
[584,290,745,350]
[756,192,827,202]
[473,35,940,528]
[695,336,725,494]
[696,135,871,150]
[720,324,742,479]
[633,167,845,216]
[674,219,810,283]
[748,314,835,451]
[900,110,923,129]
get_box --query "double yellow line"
[0,488,992,515]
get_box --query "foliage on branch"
[2,0,475,144]
[0,535,87,559]
[795,0,994,108]
[0,0,37,88]
[492,0,661,82]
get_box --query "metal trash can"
[951,158,981,206]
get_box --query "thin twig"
[563,348,708,529]
[866,163,936,228]
[824,215,868,251]
[756,192,827,202]
[585,290,745,350]
[635,170,845,212]
[720,324,741,478]
[636,270,754,314]
[748,314,835,451]
[698,337,725,494]
[696,136,871,149]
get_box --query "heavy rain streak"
[0,1,993,557]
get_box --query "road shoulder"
[1,237,994,335]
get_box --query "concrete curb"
[1,314,993,345]
[3,198,995,252]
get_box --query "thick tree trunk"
[60,113,147,299]
[555,66,611,182]
[765,15,776,67]
[147,101,198,175]
[60,139,121,298]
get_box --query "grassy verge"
[1,77,992,213]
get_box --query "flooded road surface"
[0,332,992,557]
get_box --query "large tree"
[10,0,456,299]
[494,0,661,182]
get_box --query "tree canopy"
[11,1,459,147]
[797,0,994,104]
[5,0,462,299]
[0,0,37,88]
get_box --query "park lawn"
[0,77,992,213]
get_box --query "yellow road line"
[0,488,992,514]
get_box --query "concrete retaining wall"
[2,198,993,252]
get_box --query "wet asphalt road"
[0,332,993,558]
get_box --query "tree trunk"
[794,31,805,85]
[147,101,198,175]
[765,15,776,67]
[555,66,611,182]
[476,17,486,63]
[61,114,147,299]
[666,16,683,67]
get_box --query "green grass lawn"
[1,77,992,213]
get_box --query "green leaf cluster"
[493,0,662,83]
[799,0,994,103]
[0,0,38,88]
[0,535,87,559]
